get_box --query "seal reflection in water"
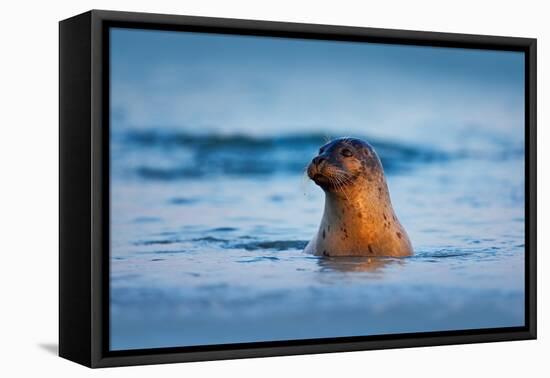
[304,137,413,257]
[319,257,401,273]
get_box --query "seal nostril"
[313,156,326,165]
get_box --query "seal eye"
[341,148,353,157]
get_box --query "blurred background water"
[109,28,525,350]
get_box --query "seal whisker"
[333,167,352,177]
[332,169,353,188]
[328,176,340,191]
[332,174,351,202]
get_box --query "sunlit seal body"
[304,137,413,257]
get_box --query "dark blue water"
[110,128,525,350]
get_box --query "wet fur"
[304,137,413,257]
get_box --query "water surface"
[110,130,525,350]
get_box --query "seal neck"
[322,178,393,230]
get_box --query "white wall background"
[0,0,546,376]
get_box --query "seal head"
[305,137,413,257]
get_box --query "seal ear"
[356,148,381,173]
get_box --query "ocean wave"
[123,130,329,149]
[113,130,449,181]
[231,240,309,251]
[134,235,309,252]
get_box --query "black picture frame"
[59,9,537,368]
